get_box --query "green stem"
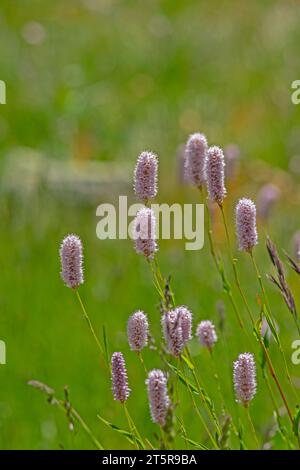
[250,252,299,402]
[180,358,219,449]
[58,401,104,450]
[185,347,221,436]
[137,351,147,374]
[245,406,260,449]
[75,290,105,358]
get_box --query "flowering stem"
[219,204,255,325]
[216,205,294,424]
[185,347,221,437]
[249,251,299,401]
[124,403,145,450]
[180,358,219,449]
[123,403,140,450]
[75,290,105,359]
[160,427,168,450]
[245,406,260,449]
[201,194,246,331]
[137,351,147,374]
[209,350,226,410]
[176,358,189,449]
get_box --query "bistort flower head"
[196,320,218,352]
[162,310,183,357]
[236,198,258,252]
[146,369,170,427]
[134,151,158,202]
[111,352,130,403]
[176,306,192,344]
[206,145,226,205]
[184,133,208,187]
[133,207,157,259]
[233,353,257,406]
[162,306,192,357]
[127,310,149,352]
[60,234,84,289]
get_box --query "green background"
[0,0,300,449]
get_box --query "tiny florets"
[111,352,130,403]
[196,320,218,352]
[134,151,158,202]
[206,145,226,204]
[233,352,257,406]
[184,133,208,187]
[127,310,149,352]
[146,369,170,427]
[60,234,84,289]
[236,198,258,252]
[133,207,157,259]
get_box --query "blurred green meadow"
[0,0,300,449]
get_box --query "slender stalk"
[250,251,299,401]
[75,290,104,357]
[137,351,147,374]
[123,403,139,449]
[70,407,104,450]
[219,204,255,325]
[216,205,294,424]
[176,358,188,449]
[202,199,245,330]
[185,347,221,436]
[245,406,260,449]
[180,358,219,449]
[209,350,226,410]
[160,427,168,450]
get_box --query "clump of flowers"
[233,353,257,407]
[162,306,192,357]
[196,320,217,352]
[60,234,84,289]
[146,369,170,427]
[206,145,226,205]
[184,133,208,188]
[133,207,158,259]
[111,352,131,403]
[235,198,258,252]
[127,311,149,352]
[134,151,158,202]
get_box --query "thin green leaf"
[181,435,209,450]
[102,325,109,365]
[263,305,280,346]
[167,363,198,395]
[293,407,300,437]
[181,354,194,371]
[97,415,143,447]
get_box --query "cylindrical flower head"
[185,133,208,187]
[133,207,157,259]
[127,310,149,352]
[134,151,158,202]
[176,306,193,344]
[236,198,258,252]
[111,352,130,403]
[146,369,170,427]
[206,146,226,204]
[60,234,84,289]
[196,320,217,351]
[233,353,257,406]
[162,310,184,357]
